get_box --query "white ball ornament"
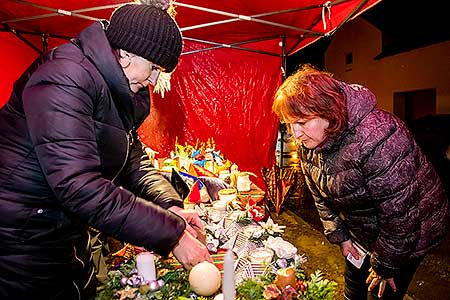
[214,294,224,300]
[189,261,221,296]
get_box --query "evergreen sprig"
[301,270,337,300]
[97,255,336,300]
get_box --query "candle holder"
[275,267,296,290]
[248,248,274,264]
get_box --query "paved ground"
[271,202,450,300]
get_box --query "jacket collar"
[314,82,377,153]
[73,21,150,131]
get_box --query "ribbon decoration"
[261,165,298,215]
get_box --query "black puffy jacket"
[299,82,449,278]
[0,22,185,298]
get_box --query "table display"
[96,202,337,299]
[95,140,337,300]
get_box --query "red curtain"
[139,41,282,188]
[0,34,66,107]
[0,33,38,107]
[0,35,281,188]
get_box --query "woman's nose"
[291,124,303,138]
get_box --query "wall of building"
[325,18,450,113]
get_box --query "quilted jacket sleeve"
[301,161,350,244]
[22,59,185,256]
[117,139,184,210]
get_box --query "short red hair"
[272,65,348,138]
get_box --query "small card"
[346,242,367,269]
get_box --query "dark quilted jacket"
[0,22,185,297]
[299,82,450,278]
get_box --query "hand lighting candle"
[136,252,156,282]
[223,249,235,300]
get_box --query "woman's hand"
[168,206,204,238]
[366,267,397,297]
[340,239,360,260]
[172,230,212,270]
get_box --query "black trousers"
[344,255,422,300]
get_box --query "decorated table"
[95,140,337,300]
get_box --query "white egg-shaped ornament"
[189,261,221,296]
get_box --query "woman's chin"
[302,141,319,149]
[130,83,144,93]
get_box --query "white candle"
[136,252,156,281]
[223,249,235,300]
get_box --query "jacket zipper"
[72,246,83,300]
[72,281,81,300]
[73,246,85,269]
[112,129,132,183]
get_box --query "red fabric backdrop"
[0,33,38,105]
[0,34,66,106]
[139,41,282,187]
[0,0,381,188]
[0,36,281,187]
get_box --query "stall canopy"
[0,0,380,187]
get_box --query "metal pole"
[42,33,48,53]
[2,0,104,24]
[177,2,323,35]
[182,36,281,57]
[2,24,42,54]
[278,36,287,168]
[327,0,371,36]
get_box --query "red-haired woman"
[273,65,449,300]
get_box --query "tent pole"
[327,0,370,36]
[177,2,322,36]
[283,0,365,55]
[3,0,101,23]
[281,36,287,81]
[0,27,71,41]
[42,33,48,53]
[183,36,281,56]
[278,36,287,168]
[2,24,42,54]
[180,3,327,32]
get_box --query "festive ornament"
[263,284,281,299]
[214,293,224,300]
[189,261,221,296]
[153,71,172,98]
[185,180,202,204]
[261,165,298,215]
[120,276,128,286]
[275,267,296,290]
[115,286,137,300]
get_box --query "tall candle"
[223,249,235,300]
[136,252,156,281]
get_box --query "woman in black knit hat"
[0,2,212,299]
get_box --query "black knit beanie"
[105,4,182,72]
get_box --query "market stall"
[0,2,383,298]
[90,140,336,300]
[97,193,337,300]
[0,0,382,186]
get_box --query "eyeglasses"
[129,55,163,87]
[148,62,162,86]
